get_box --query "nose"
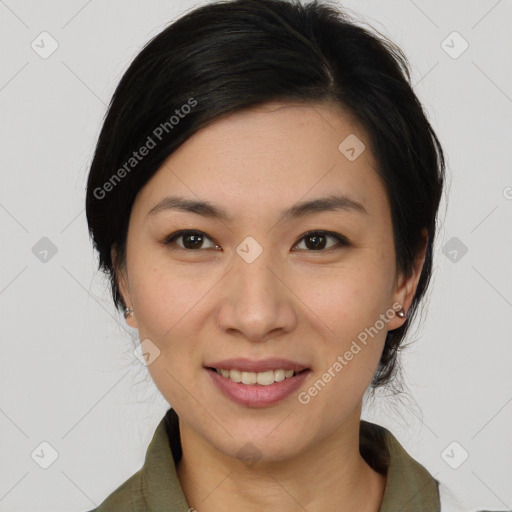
[215,247,298,343]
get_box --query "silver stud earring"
[397,308,407,318]
[124,307,134,319]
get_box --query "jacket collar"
[138,409,440,511]
[359,419,440,510]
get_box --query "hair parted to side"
[85,0,445,391]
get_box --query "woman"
[84,1,503,510]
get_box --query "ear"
[111,246,138,329]
[387,228,428,330]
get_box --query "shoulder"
[361,421,509,512]
[360,420,439,509]
[84,469,146,512]
[83,410,189,512]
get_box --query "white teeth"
[273,369,286,382]
[242,371,257,385]
[229,369,242,382]
[215,368,298,385]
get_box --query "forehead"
[133,101,388,221]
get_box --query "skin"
[114,101,427,512]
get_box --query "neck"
[176,405,386,512]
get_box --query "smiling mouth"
[206,367,310,386]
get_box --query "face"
[115,101,424,463]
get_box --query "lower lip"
[206,368,311,408]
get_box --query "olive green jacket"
[86,409,503,511]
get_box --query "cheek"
[128,258,215,365]
[290,257,393,391]
[128,247,209,338]
[295,259,394,336]
[131,270,176,336]
[130,264,207,405]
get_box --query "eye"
[163,230,220,251]
[162,229,349,252]
[292,230,350,251]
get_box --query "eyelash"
[162,229,350,252]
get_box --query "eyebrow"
[147,194,368,220]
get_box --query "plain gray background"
[1,0,511,510]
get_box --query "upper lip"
[205,358,310,373]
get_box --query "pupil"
[184,233,202,249]
[306,234,325,250]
